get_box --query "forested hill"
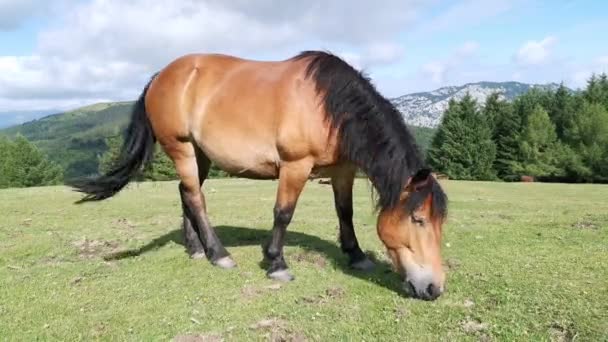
[0,102,436,181]
[0,102,134,180]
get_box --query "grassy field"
[1,179,607,341]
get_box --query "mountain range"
[0,81,562,179]
[391,81,562,127]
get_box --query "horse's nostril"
[406,281,416,295]
[426,284,441,300]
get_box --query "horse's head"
[377,168,448,300]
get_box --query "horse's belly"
[197,137,280,179]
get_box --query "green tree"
[548,83,576,141]
[512,88,552,125]
[98,136,122,175]
[513,105,561,178]
[427,94,496,180]
[490,100,521,180]
[570,102,608,181]
[0,137,14,188]
[98,135,179,181]
[597,73,608,108]
[582,74,604,105]
[0,135,63,188]
[482,92,504,131]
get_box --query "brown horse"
[70,51,448,301]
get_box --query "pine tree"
[514,105,561,178]
[0,137,13,188]
[491,100,521,180]
[482,92,504,131]
[583,73,603,104]
[98,135,122,175]
[427,94,496,180]
[549,83,576,141]
[0,135,63,188]
[598,73,608,108]
[570,101,608,181]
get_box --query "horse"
[70,50,449,301]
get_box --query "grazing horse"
[71,51,448,301]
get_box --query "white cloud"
[514,36,557,66]
[0,0,424,112]
[421,41,479,85]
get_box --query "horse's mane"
[293,50,447,219]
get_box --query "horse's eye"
[411,216,425,226]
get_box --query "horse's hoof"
[214,256,237,269]
[190,252,207,260]
[268,269,295,282]
[351,258,375,272]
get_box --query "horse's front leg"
[262,159,312,281]
[331,167,375,271]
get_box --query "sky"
[1,0,607,125]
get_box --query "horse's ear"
[405,168,432,192]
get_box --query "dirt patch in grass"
[393,306,409,321]
[249,318,307,342]
[296,286,345,305]
[115,218,137,229]
[241,285,263,300]
[460,318,489,334]
[71,238,121,259]
[548,322,576,342]
[240,283,284,300]
[292,250,327,269]
[173,333,223,342]
[445,258,462,270]
[571,218,598,230]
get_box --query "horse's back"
[146,53,337,179]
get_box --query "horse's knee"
[274,206,294,227]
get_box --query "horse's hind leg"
[170,140,235,268]
[331,167,375,271]
[180,146,212,259]
[263,160,312,281]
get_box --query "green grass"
[1,179,607,341]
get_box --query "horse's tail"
[69,73,159,203]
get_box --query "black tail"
[69,73,158,203]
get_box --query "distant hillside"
[0,102,134,179]
[391,81,564,127]
[0,101,435,180]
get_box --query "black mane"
[294,50,447,218]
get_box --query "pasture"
[1,179,607,340]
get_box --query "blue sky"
[0,0,607,125]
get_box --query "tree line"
[427,73,608,183]
[0,135,63,188]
